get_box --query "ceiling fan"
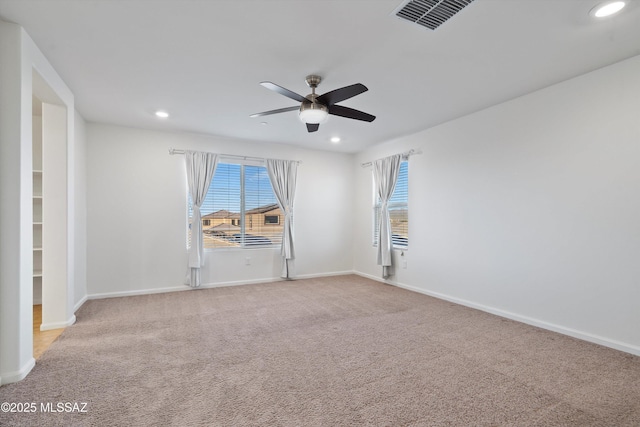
[250,75,376,133]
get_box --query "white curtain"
[184,151,218,287]
[266,159,298,279]
[373,154,401,279]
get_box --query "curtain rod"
[360,149,421,168]
[168,148,301,164]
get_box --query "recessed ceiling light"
[260,121,268,125]
[591,1,626,18]
[155,111,169,119]
[330,137,341,143]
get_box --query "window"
[202,219,211,226]
[373,160,408,249]
[264,215,280,225]
[188,160,282,248]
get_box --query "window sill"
[372,244,409,251]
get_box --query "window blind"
[373,160,409,248]
[188,161,282,249]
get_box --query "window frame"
[187,157,282,250]
[264,215,280,225]
[372,159,409,250]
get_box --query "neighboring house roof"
[246,203,280,215]
[202,209,240,219]
[201,204,280,219]
[210,223,241,232]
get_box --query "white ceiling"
[1,0,639,153]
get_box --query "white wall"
[0,21,78,384]
[354,55,640,355]
[86,124,354,297]
[74,111,88,308]
[0,21,32,386]
[41,103,70,330]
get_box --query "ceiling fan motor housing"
[305,75,322,88]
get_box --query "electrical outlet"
[245,257,251,266]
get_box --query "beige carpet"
[1,275,638,426]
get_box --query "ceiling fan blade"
[328,105,376,122]
[306,123,319,133]
[250,106,299,118]
[316,83,368,106]
[260,82,307,103]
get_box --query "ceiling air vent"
[393,0,475,30]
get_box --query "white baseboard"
[74,294,88,313]
[89,285,191,300]
[87,278,280,300]
[86,271,357,301]
[200,276,285,289]
[40,314,76,331]
[0,357,35,385]
[296,270,356,280]
[354,271,640,356]
[353,271,392,284]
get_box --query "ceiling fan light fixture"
[590,1,626,17]
[299,103,328,124]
